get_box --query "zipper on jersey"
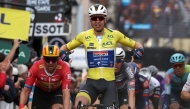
[97,35,103,78]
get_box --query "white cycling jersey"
[182,74,190,92]
[149,77,160,96]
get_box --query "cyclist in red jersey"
[19,45,71,109]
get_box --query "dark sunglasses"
[115,58,122,63]
[90,16,105,21]
[44,57,58,63]
[172,63,184,69]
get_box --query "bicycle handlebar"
[77,101,119,109]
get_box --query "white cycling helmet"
[139,68,151,81]
[88,4,107,17]
[147,65,158,76]
[116,47,125,59]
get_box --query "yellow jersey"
[67,28,136,81]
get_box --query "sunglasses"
[90,16,105,21]
[172,63,184,69]
[44,57,58,63]
[115,58,122,63]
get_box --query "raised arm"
[60,33,83,51]
[5,39,22,62]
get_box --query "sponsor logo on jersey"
[39,65,44,68]
[89,43,94,46]
[93,51,108,57]
[107,35,114,40]
[165,74,171,84]
[137,51,142,56]
[60,53,65,59]
[87,47,96,49]
[143,80,149,88]
[38,80,62,89]
[139,77,145,82]
[65,73,71,81]
[85,36,91,41]
[56,65,62,69]
[27,71,33,79]
[128,80,135,86]
[102,41,113,47]
[125,67,134,78]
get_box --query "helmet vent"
[118,51,123,55]
[48,46,54,54]
[100,6,103,10]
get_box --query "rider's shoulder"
[33,59,43,66]
[123,62,130,67]
[166,68,174,74]
[185,64,190,73]
[150,77,160,87]
[77,29,93,35]
[57,60,70,69]
[138,74,147,81]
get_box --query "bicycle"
[77,100,119,109]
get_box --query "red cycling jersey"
[25,59,71,92]
[0,73,6,88]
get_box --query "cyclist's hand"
[59,50,71,62]
[19,105,28,109]
[133,48,144,59]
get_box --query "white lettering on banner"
[0,49,26,58]
[29,23,70,36]
[26,0,50,12]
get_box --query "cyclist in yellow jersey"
[60,4,144,109]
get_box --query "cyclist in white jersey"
[181,72,190,101]
[149,76,161,109]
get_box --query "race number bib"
[86,50,114,68]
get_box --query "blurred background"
[1,0,190,72]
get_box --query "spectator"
[0,39,21,90]
[30,49,40,63]
[1,64,16,103]
[17,64,28,80]
[0,60,11,90]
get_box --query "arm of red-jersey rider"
[19,64,37,109]
[142,80,150,109]
[62,65,71,109]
